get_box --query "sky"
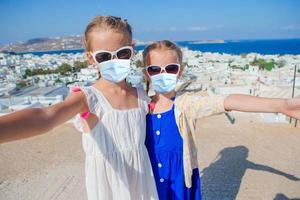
[0,0,300,45]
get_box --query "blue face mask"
[150,73,177,94]
[97,59,131,83]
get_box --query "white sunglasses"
[91,46,134,64]
[145,63,180,76]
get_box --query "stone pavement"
[1,112,299,200]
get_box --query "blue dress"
[145,103,202,200]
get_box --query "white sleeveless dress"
[73,86,158,200]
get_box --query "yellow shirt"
[174,91,227,188]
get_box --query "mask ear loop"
[147,78,157,113]
[146,79,150,94]
[98,71,101,79]
[143,69,154,97]
[88,51,101,79]
[176,64,181,75]
[92,63,101,79]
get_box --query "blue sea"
[18,39,300,56]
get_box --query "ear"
[178,64,184,78]
[131,41,136,49]
[85,52,95,65]
[130,42,136,57]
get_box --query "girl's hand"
[224,95,300,120]
[283,97,300,120]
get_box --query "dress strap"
[89,86,113,113]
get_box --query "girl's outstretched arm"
[0,92,88,142]
[224,94,300,120]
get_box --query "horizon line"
[1,37,300,47]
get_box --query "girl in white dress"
[0,16,158,200]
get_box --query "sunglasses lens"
[147,66,161,76]
[165,64,179,74]
[95,52,112,63]
[117,48,132,59]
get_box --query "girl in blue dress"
[145,99,201,200]
[142,40,300,200]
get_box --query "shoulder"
[174,91,197,105]
[175,90,227,110]
[66,88,86,103]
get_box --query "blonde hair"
[142,40,183,66]
[142,40,183,93]
[84,16,132,51]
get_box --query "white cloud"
[185,26,209,32]
[282,25,300,30]
[140,27,177,32]
[139,26,210,33]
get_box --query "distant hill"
[0,35,84,53]
[25,38,51,45]
[0,36,148,53]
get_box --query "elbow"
[280,99,292,117]
[35,108,57,133]
[223,95,232,112]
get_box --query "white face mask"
[150,73,177,94]
[97,59,131,83]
